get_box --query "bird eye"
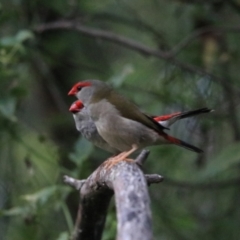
[77,86,82,91]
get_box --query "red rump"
[164,135,181,144]
[154,112,181,122]
[161,133,203,153]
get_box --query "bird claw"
[105,155,133,169]
[104,145,138,169]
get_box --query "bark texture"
[64,150,163,240]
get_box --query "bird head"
[68,81,92,96]
[69,100,84,114]
[68,80,111,105]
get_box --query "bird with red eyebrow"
[68,80,211,160]
[69,100,212,154]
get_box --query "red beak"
[68,87,77,96]
[69,101,84,112]
[69,103,78,112]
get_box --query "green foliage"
[199,143,240,179]
[69,137,94,168]
[0,0,240,239]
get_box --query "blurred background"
[1,0,240,239]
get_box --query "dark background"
[0,0,240,239]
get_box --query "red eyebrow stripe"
[68,81,92,95]
[73,81,92,89]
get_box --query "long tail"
[163,134,203,153]
[154,107,213,128]
[173,107,213,120]
[154,107,213,122]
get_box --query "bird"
[68,80,210,160]
[69,100,212,154]
[69,100,118,154]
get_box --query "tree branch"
[34,21,169,58]
[171,25,240,56]
[90,13,167,48]
[34,20,240,91]
[64,150,162,240]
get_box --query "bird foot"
[115,144,138,160]
[104,155,134,169]
[104,145,138,169]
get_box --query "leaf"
[0,36,16,47]
[0,30,33,48]
[15,30,34,43]
[109,64,134,88]
[14,131,60,184]
[22,185,67,206]
[0,97,17,122]
[69,137,93,167]
[56,232,69,240]
[0,206,28,216]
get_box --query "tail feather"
[175,107,213,120]
[164,134,203,153]
[154,107,213,122]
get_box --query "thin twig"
[63,175,86,190]
[171,25,240,56]
[145,174,164,185]
[135,149,150,167]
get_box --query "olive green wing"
[107,90,167,133]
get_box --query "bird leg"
[115,144,138,161]
[106,144,138,168]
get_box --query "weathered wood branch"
[64,150,163,240]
